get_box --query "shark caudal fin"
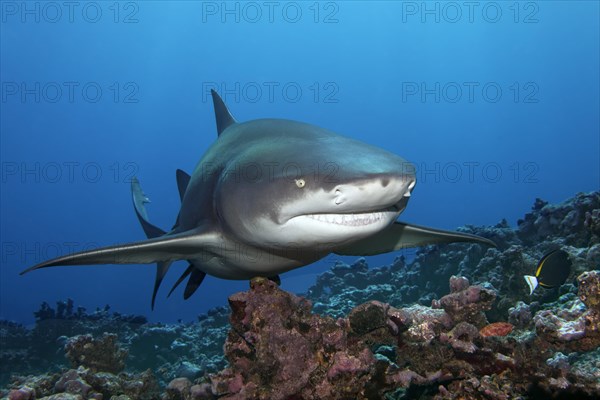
[132,177,172,309]
[132,173,209,308]
[131,177,166,239]
[17,176,216,311]
[335,221,497,256]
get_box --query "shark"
[21,90,496,308]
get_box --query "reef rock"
[65,334,127,374]
[534,271,600,352]
[4,366,158,400]
[209,277,388,400]
[433,276,496,326]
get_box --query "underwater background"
[1,1,598,326]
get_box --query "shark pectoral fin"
[151,261,174,310]
[131,177,166,239]
[334,221,497,256]
[20,230,218,275]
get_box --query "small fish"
[480,322,514,337]
[524,249,572,295]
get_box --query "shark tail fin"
[131,171,208,306]
[131,177,166,238]
[131,177,171,309]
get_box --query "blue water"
[1,1,598,324]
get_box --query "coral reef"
[1,191,599,399]
[201,273,599,399]
[64,334,128,374]
[0,301,229,389]
[6,366,159,400]
[307,192,599,322]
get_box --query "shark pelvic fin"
[168,264,194,298]
[184,268,207,300]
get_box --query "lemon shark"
[21,90,495,308]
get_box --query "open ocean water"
[1,1,598,325]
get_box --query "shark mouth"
[302,206,399,227]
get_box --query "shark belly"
[195,235,326,280]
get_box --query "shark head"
[212,119,417,251]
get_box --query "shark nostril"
[334,188,343,205]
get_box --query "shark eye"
[295,179,306,188]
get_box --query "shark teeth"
[305,211,388,226]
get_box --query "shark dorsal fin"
[211,89,236,136]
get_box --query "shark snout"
[332,175,415,210]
